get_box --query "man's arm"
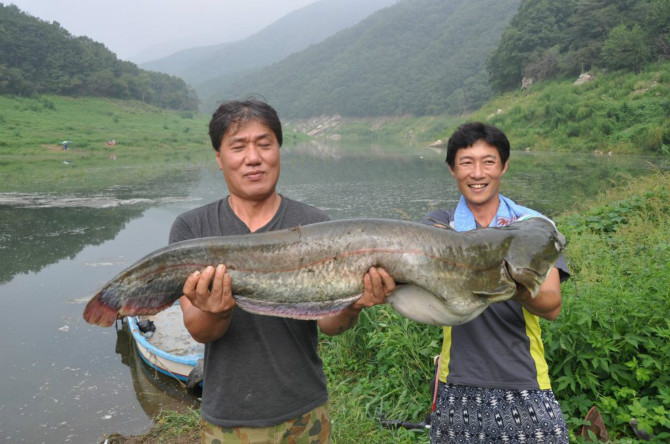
[179,264,236,343]
[513,267,562,320]
[318,267,396,336]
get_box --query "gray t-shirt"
[422,208,570,390]
[169,195,331,427]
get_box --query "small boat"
[127,303,204,389]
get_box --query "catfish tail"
[83,290,175,327]
[83,292,120,327]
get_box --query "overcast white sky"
[8,0,318,62]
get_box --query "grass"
[460,61,670,156]
[0,95,212,192]
[103,409,201,443]
[314,61,670,157]
[548,171,670,442]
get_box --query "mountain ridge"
[140,0,397,87]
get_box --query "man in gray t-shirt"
[174,99,396,443]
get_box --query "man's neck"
[228,193,281,232]
[468,200,499,228]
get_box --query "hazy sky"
[8,0,318,62]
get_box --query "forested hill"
[488,0,670,93]
[0,3,198,110]
[141,0,397,88]
[204,0,521,118]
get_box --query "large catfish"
[83,217,566,328]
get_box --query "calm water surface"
[0,141,660,442]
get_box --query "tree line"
[487,0,670,92]
[0,4,198,110]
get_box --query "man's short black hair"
[446,122,510,168]
[209,98,282,151]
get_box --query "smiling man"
[170,98,395,443]
[422,122,570,443]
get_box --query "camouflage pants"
[201,403,331,444]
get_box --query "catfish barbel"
[83,217,566,327]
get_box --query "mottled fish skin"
[83,217,566,327]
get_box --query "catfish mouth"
[504,260,543,297]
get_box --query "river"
[0,140,660,442]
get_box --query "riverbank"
[0,96,211,193]
[2,62,669,193]
[102,409,200,443]
[289,61,670,158]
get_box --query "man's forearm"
[180,297,232,343]
[318,305,363,336]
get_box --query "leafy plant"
[547,172,670,441]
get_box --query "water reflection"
[115,323,199,418]
[0,172,201,284]
[0,205,144,284]
[0,140,660,443]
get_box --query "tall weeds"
[550,171,670,441]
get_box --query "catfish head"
[503,216,567,297]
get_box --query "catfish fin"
[387,285,487,327]
[425,217,453,230]
[233,294,360,320]
[471,284,516,303]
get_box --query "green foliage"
[0,95,211,192]
[0,4,198,110]
[548,172,670,440]
[321,305,440,443]
[145,0,397,88]
[488,0,666,92]
[462,60,670,155]
[602,24,655,72]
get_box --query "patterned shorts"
[201,403,331,444]
[430,383,568,443]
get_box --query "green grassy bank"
[0,95,212,192]
[329,61,670,157]
[2,62,669,194]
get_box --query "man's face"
[215,120,280,202]
[449,140,508,209]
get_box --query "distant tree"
[0,65,34,95]
[523,46,560,82]
[647,0,670,59]
[601,24,654,72]
[209,0,521,117]
[488,0,575,92]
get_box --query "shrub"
[550,173,670,441]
